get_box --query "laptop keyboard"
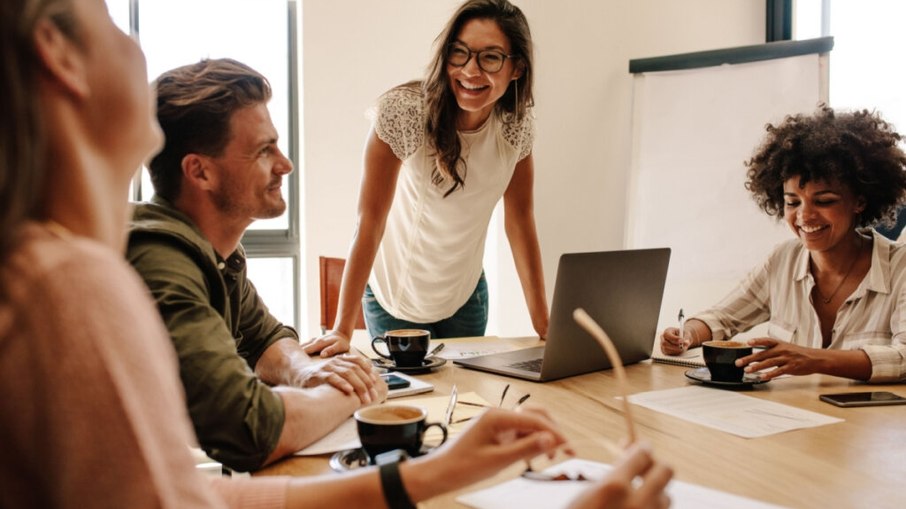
[506,358,543,373]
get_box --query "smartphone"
[819,391,906,407]
[381,373,411,390]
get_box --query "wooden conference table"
[255,336,903,509]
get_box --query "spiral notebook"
[649,340,706,368]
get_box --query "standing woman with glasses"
[306,0,549,356]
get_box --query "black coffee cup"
[371,329,431,368]
[702,340,753,382]
[354,404,448,464]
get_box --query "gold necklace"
[816,236,863,304]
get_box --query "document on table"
[295,417,359,456]
[410,392,490,442]
[294,392,490,456]
[435,337,515,360]
[627,386,843,438]
[458,458,789,509]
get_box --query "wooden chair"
[318,256,366,334]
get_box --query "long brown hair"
[421,0,534,197]
[0,0,77,260]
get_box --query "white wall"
[299,0,763,338]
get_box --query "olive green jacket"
[127,197,294,472]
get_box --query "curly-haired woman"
[660,106,906,383]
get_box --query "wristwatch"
[377,449,417,509]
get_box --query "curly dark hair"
[745,105,906,228]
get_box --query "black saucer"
[372,355,447,373]
[684,367,768,389]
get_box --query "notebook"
[454,248,671,382]
[649,342,706,368]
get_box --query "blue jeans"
[363,272,488,340]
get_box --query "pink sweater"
[0,223,289,508]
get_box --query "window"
[794,0,906,123]
[107,0,301,328]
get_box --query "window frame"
[125,0,302,327]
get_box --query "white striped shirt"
[694,230,906,383]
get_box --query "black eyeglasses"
[447,43,516,73]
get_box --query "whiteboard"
[626,52,829,336]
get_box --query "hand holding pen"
[658,308,690,355]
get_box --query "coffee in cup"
[354,404,448,464]
[372,329,431,368]
[702,340,753,382]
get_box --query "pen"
[678,308,686,351]
[444,385,458,427]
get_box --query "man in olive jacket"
[128,58,386,472]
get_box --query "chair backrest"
[319,256,366,334]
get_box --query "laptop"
[454,248,670,382]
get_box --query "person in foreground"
[306,0,549,356]
[126,57,385,472]
[661,106,906,383]
[0,0,673,507]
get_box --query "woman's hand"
[660,318,709,355]
[302,331,352,357]
[533,314,549,340]
[566,442,673,509]
[401,407,572,501]
[737,338,820,380]
[659,327,691,355]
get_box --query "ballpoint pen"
[427,342,445,358]
[444,385,458,427]
[678,308,686,352]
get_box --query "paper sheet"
[627,386,843,438]
[412,392,490,442]
[435,339,517,360]
[295,418,360,456]
[294,392,490,456]
[457,458,789,509]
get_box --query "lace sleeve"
[372,87,425,161]
[501,110,535,161]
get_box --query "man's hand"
[257,338,385,405]
[296,354,387,405]
[302,330,352,357]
